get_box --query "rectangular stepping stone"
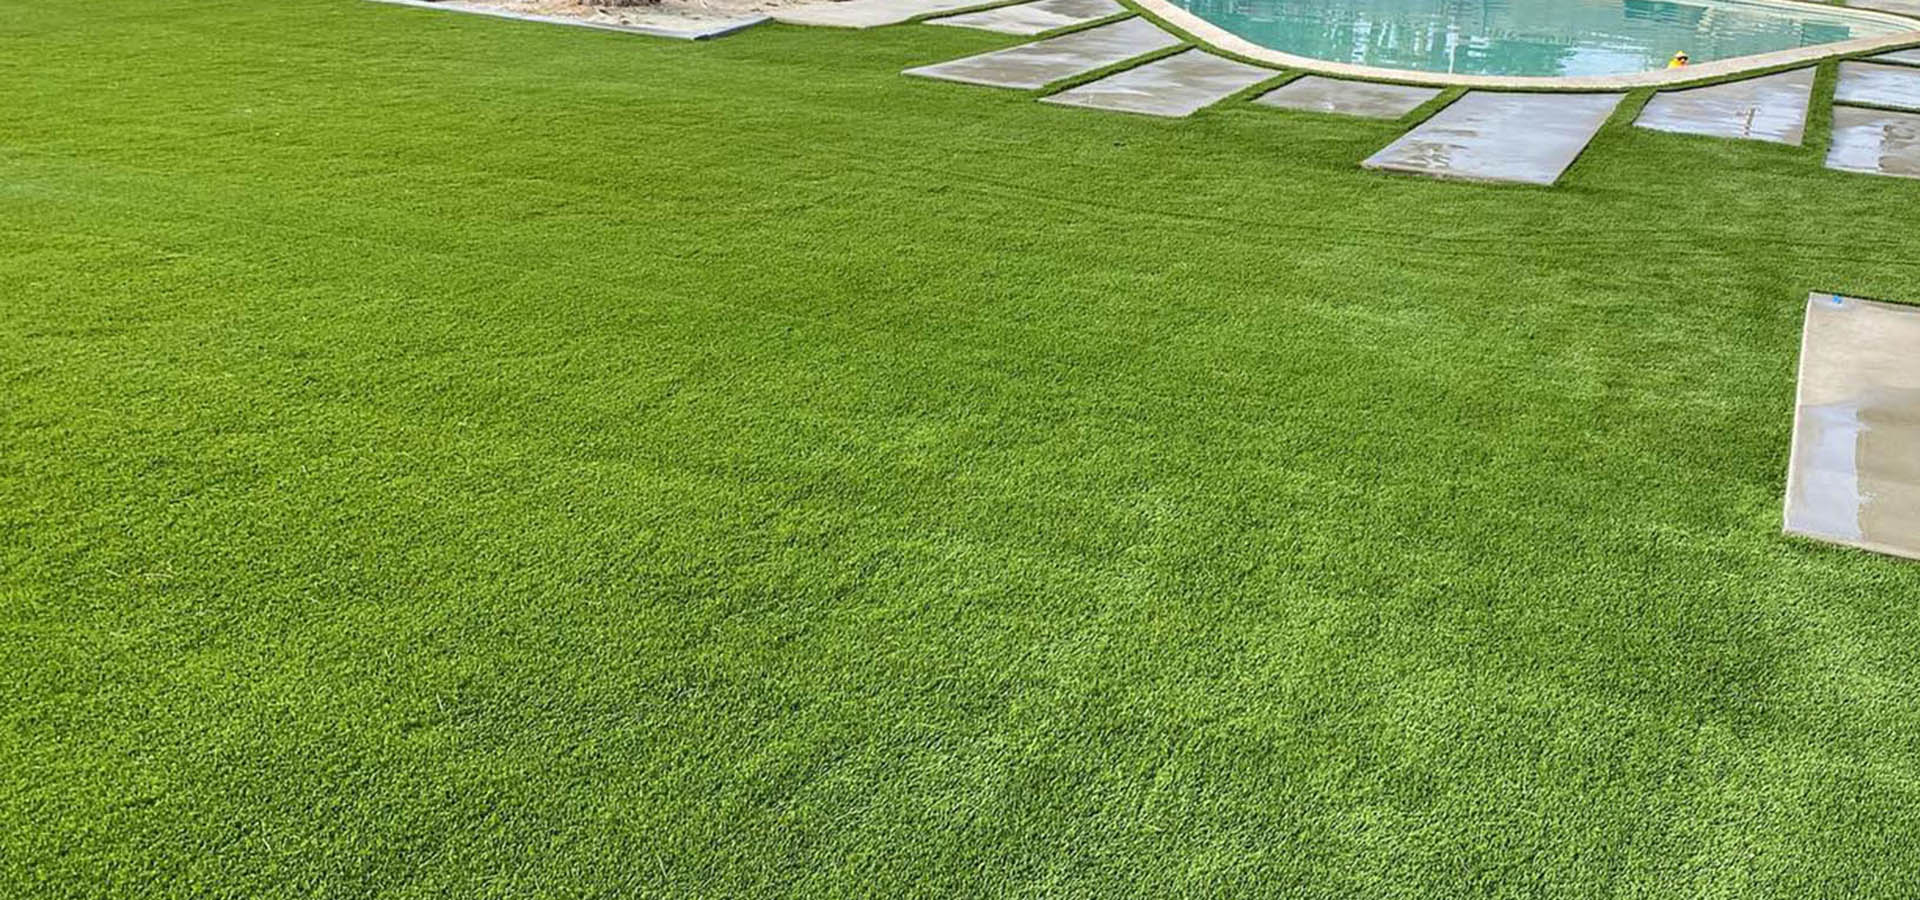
[928,0,1121,35]
[1826,105,1920,179]
[777,0,988,28]
[1785,292,1920,561]
[1634,68,1813,145]
[904,17,1181,90]
[1847,0,1920,15]
[1361,91,1623,186]
[1252,76,1440,120]
[1835,61,1920,111]
[367,0,768,40]
[1040,49,1272,117]
[1870,48,1920,67]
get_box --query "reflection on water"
[1174,0,1904,76]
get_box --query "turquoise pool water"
[1173,0,1912,77]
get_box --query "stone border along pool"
[363,0,1920,185]
[1124,0,1920,90]
[367,0,1920,91]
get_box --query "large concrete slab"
[927,0,1120,35]
[1827,105,1920,178]
[1252,76,1440,119]
[1835,61,1920,111]
[1634,68,1814,145]
[777,0,987,28]
[1870,48,1920,67]
[1362,91,1623,186]
[904,17,1181,90]
[1040,49,1272,117]
[366,0,768,39]
[1848,0,1920,17]
[1785,293,1920,561]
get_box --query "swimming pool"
[1166,0,1914,78]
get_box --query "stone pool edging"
[1123,0,1920,90]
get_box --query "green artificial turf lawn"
[5,0,1920,895]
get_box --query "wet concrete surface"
[1871,48,1920,67]
[1252,76,1440,119]
[777,0,987,28]
[1826,105,1920,178]
[1848,0,1920,16]
[1634,68,1813,144]
[1041,49,1272,117]
[1835,61,1920,111]
[927,0,1121,35]
[1785,292,1920,561]
[1362,91,1623,186]
[904,17,1181,89]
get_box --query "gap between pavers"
[777,0,995,28]
[903,16,1181,89]
[926,0,1121,35]
[1635,67,1815,144]
[1040,49,1272,116]
[1253,76,1441,119]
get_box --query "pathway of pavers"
[1362,91,1623,185]
[1634,68,1814,145]
[1785,292,1920,561]
[904,16,1180,89]
[777,0,987,28]
[894,11,1920,187]
[1041,49,1271,116]
[1252,76,1439,119]
[1827,105,1920,178]
[1871,48,1920,66]
[927,0,1121,35]
[1835,61,1920,110]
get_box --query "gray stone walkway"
[1847,0,1920,16]
[1041,49,1271,117]
[1362,91,1623,186]
[1835,61,1920,111]
[1827,105,1920,178]
[904,17,1181,90]
[1871,48,1920,66]
[927,0,1121,35]
[1785,292,1920,561]
[777,0,987,28]
[368,0,767,40]
[1634,68,1814,145]
[1252,76,1440,119]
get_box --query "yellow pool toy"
[1668,51,1691,68]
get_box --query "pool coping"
[1128,0,1920,89]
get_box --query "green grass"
[6,0,1920,896]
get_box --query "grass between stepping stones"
[1024,7,1140,40]
[1805,60,1843,157]
[12,0,1920,897]
[900,0,1041,27]
[1207,68,1304,113]
[1029,41,1195,97]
